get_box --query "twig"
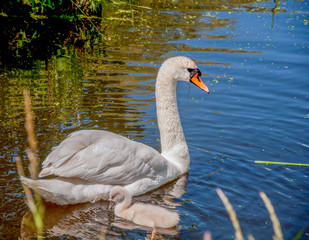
[259,192,284,240]
[216,188,244,240]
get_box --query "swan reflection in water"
[20,174,188,240]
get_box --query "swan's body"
[21,56,209,205]
[110,186,179,239]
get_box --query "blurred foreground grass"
[16,89,45,240]
[216,188,284,240]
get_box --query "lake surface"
[0,0,308,239]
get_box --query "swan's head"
[159,56,210,93]
[109,186,126,203]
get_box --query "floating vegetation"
[255,161,309,167]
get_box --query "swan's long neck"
[114,189,132,216]
[155,69,190,173]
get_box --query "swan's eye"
[187,68,202,79]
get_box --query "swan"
[109,186,179,240]
[21,56,209,205]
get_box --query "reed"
[16,89,45,240]
[216,188,285,240]
[259,192,283,240]
[216,188,244,240]
[255,160,309,167]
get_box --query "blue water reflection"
[177,2,309,239]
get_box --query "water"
[1,0,308,239]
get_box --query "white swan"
[21,56,209,205]
[110,186,179,240]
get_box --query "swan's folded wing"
[39,130,168,184]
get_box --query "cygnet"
[110,186,179,239]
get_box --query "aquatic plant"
[216,188,284,240]
[216,188,244,240]
[16,89,45,240]
[259,191,283,240]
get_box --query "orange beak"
[190,73,210,93]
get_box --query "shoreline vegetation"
[0,0,287,71]
[0,0,149,70]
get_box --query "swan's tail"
[20,176,72,205]
[19,176,111,205]
[20,176,52,200]
[20,175,36,189]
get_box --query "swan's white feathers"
[110,186,179,229]
[20,56,207,205]
[161,56,197,69]
[127,203,180,228]
[40,130,168,184]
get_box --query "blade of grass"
[248,234,255,240]
[255,161,309,166]
[16,155,36,210]
[23,89,39,179]
[16,155,44,239]
[15,89,45,239]
[259,192,284,240]
[292,226,306,240]
[216,188,244,240]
